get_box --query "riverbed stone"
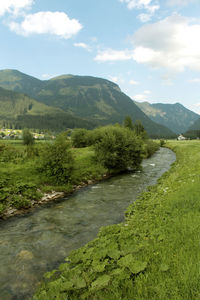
[17,250,33,260]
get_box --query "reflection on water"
[0,148,176,299]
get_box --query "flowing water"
[0,148,176,299]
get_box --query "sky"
[1,0,200,114]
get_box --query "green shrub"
[124,115,134,130]
[160,139,166,147]
[144,140,160,158]
[0,143,24,162]
[71,128,93,148]
[11,195,31,209]
[133,120,147,139]
[94,125,143,173]
[38,133,74,184]
[22,129,34,146]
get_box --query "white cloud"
[137,13,152,22]
[109,76,119,83]
[188,78,200,83]
[120,0,159,11]
[109,76,125,84]
[9,11,82,39]
[129,79,140,85]
[94,15,200,72]
[0,0,33,16]
[95,49,134,62]
[41,74,57,79]
[131,15,200,72]
[74,42,91,51]
[133,93,149,101]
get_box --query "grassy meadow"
[33,140,200,299]
[0,139,107,215]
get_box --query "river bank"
[0,147,175,299]
[33,140,200,300]
[0,174,109,220]
[0,145,108,220]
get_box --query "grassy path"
[34,140,200,299]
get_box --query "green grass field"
[0,140,107,214]
[33,140,200,299]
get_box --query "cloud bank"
[0,0,33,16]
[95,15,200,72]
[120,0,159,22]
[9,11,82,39]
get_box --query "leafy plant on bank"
[143,139,160,158]
[0,179,41,210]
[38,133,74,184]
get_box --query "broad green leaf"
[91,275,111,291]
[44,269,57,279]
[92,261,106,272]
[72,277,87,289]
[118,254,147,274]
[128,261,147,274]
[107,249,121,260]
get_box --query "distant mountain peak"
[135,100,199,133]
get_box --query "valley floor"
[34,140,200,299]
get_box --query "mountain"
[0,69,176,137]
[0,86,95,130]
[134,101,199,134]
[184,117,200,138]
[187,117,200,131]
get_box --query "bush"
[160,139,166,147]
[124,116,134,130]
[11,195,31,209]
[94,125,143,173]
[22,129,34,146]
[133,120,147,139]
[38,133,74,184]
[71,128,92,148]
[144,140,160,158]
[0,143,24,162]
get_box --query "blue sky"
[1,0,200,114]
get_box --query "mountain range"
[134,101,199,134]
[0,69,176,138]
[0,69,199,137]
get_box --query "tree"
[38,133,74,184]
[71,128,91,148]
[133,120,147,139]
[124,116,134,130]
[22,129,34,145]
[94,125,143,173]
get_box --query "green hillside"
[135,101,199,134]
[0,69,176,137]
[187,117,200,131]
[0,86,95,130]
[184,117,200,138]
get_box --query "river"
[0,147,176,299]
